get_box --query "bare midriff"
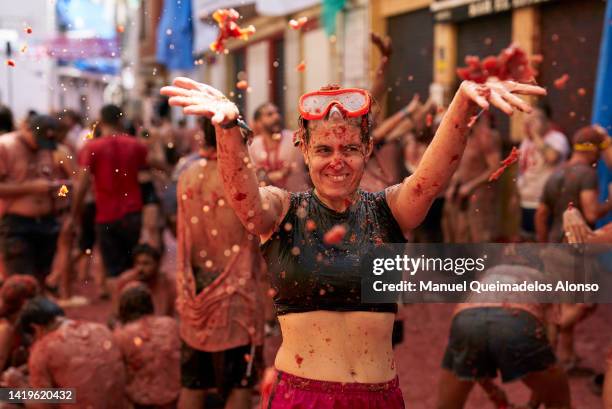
[4,193,54,217]
[275,310,396,383]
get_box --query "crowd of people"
[0,33,609,409]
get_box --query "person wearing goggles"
[161,76,545,408]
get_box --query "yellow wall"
[433,22,458,105]
[511,6,540,143]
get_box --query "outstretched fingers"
[463,84,490,111]
[167,95,202,108]
[160,86,194,98]
[489,91,514,115]
[506,81,547,96]
[501,91,533,113]
[173,77,224,98]
[182,105,217,118]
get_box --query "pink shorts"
[267,371,405,409]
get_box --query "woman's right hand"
[160,77,239,126]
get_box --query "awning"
[194,0,319,17]
[431,0,557,23]
[255,0,320,16]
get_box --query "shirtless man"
[248,103,310,192]
[113,283,181,408]
[443,114,501,243]
[113,243,176,317]
[176,117,265,409]
[0,115,66,284]
[536,125,612,369]
[10,297,127,409]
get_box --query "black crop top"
[261,190,406,315]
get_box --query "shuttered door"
[457,11,512,150]
[386,8,434,115]
[538,0,606,138]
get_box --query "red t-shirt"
[79,134,148,223]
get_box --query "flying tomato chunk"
[296,61,306,72]
[57,184,69,197]
[236,80,248,90]
[288,17,308,30]
[457,43,536,83]
[6,59,15,67]
[209,9,256,54]
[488,147,520,182]
[323,224,347,245]
[85,122,98,140]
[554,74,570,90]
[25,27,32,34]
[305,219,317,232]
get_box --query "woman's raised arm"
[386,79,546,232]
[161,77,289,236]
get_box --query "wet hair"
[0,275,39,317]
[200,116,217,148]
[17,297,65,336]
[0,105,14,134]
[132,243,161,264]
[118,283,154,323]
[572,125,608,146]
[253,102,276,122]
[100,104,123,128]
[537,100,552,120]
[156,98,171,120]
[124,118,137,136]
[27,115,60,148]
[63,109,82,126]
[296,113,374,147]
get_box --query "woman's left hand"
[563,207,592,244]
[459,80,547,115]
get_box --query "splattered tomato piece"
[57,184,69,197]
[236,80,248,90]
[6,59,15,67]
[323,224,346,245]
[457,43,536,84]
[305,219,317,231]
[554,74,570,89]
[209,9,256,54]
[289,17,308,30]
[488,147,520,182]
[296,61,306,72]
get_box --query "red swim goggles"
[298,88,371,120]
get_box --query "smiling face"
[300,110,372,206]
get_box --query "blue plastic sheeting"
[157,0,195,71]
[592,2,612,227]
[71,58,120,75]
